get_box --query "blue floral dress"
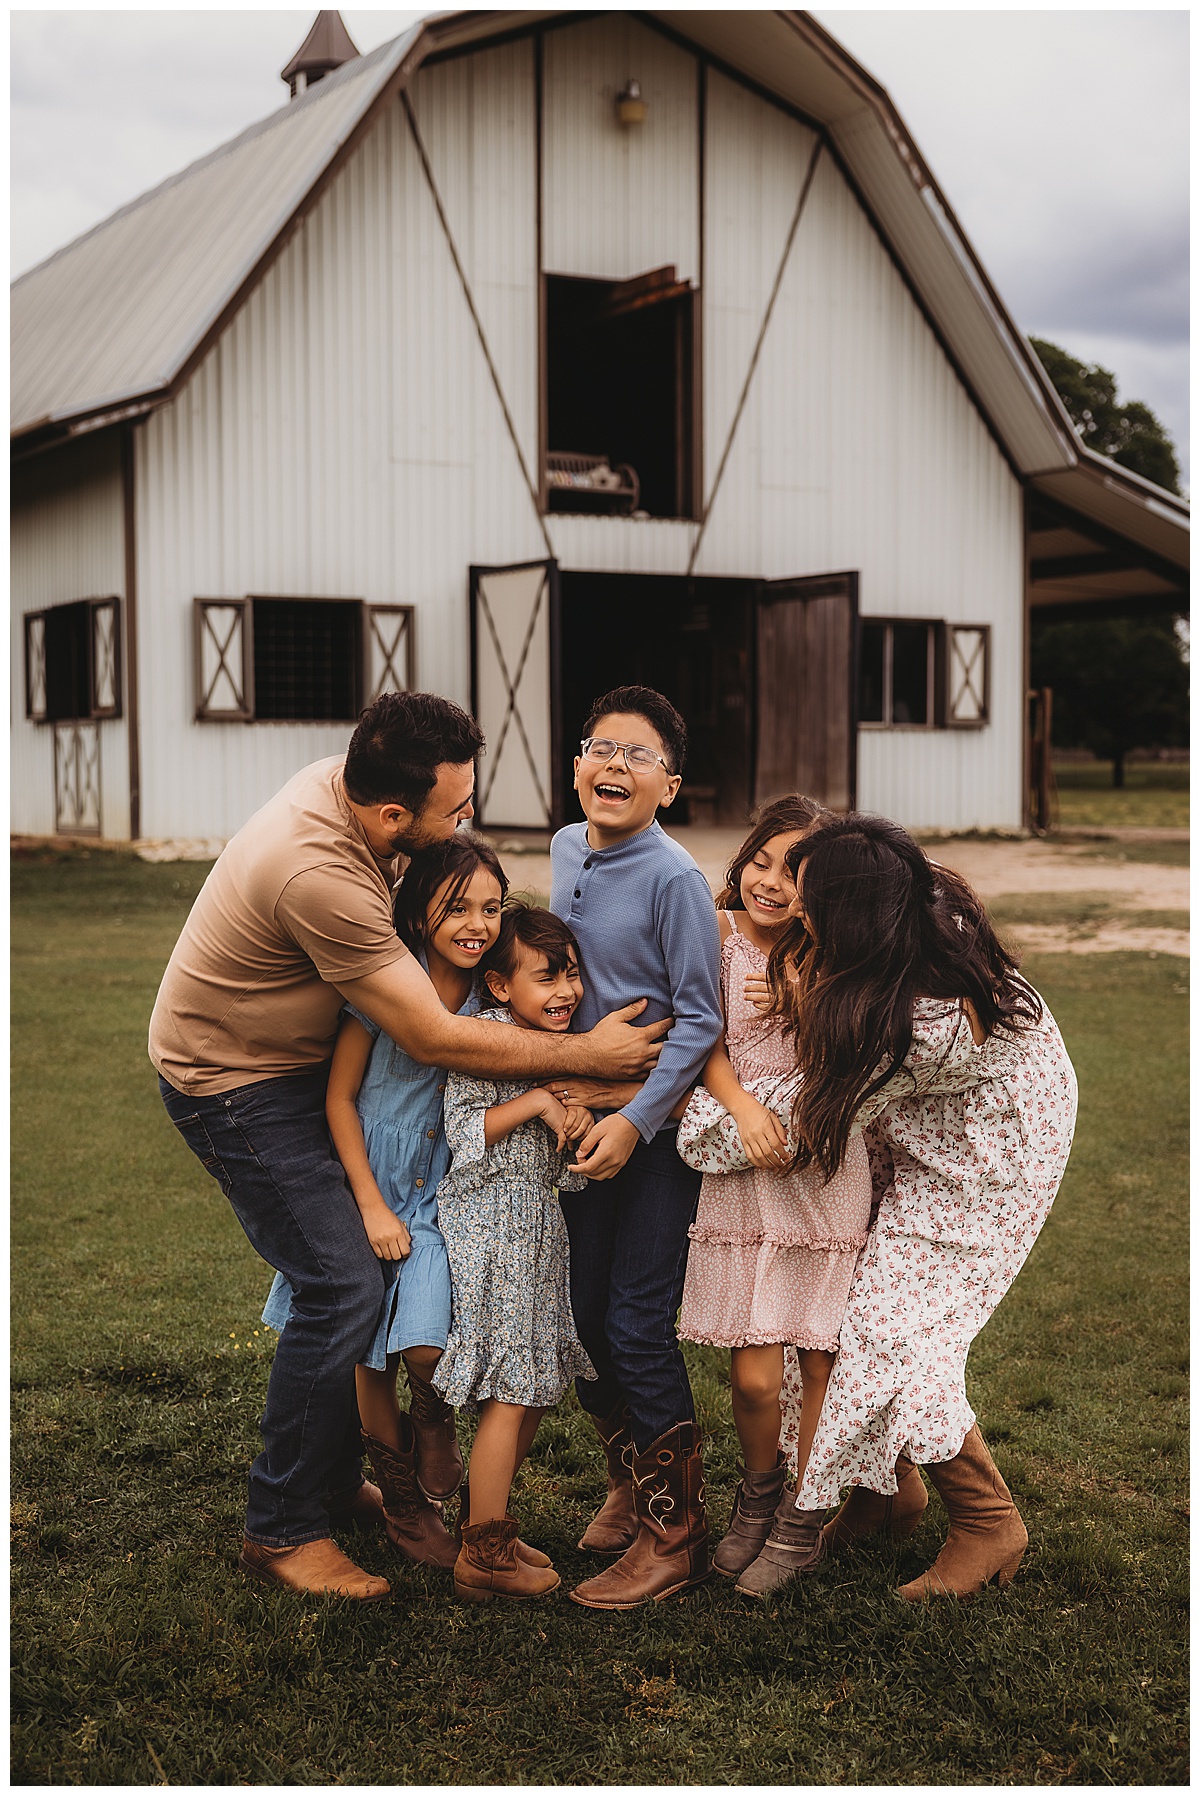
[433,1009,597,1410]
[262,975,481,1366]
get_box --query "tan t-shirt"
[149,756,407,1095]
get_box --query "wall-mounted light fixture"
[616,79,647,127]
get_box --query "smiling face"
[573,711,682,849]
[739,831,805,936]
[485,940,584,1032]
[425,868,504,975]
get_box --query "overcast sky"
[10,7,1189,485]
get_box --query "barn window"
[194,598,413,721]
[544,268,698,521]
[858,620,936,727]
[24,598,122,723]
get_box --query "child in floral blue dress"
[435,903,597,1602]
[263,832,506,1570]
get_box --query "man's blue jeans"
[560,1127,702,1452]
[158,1069,386,1545]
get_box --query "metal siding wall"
[696,72,1023,830]
[10,433,130,837]
[542,17,699,283]
[137,42,546,842]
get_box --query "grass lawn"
[1052,761,1189,832]
[11,850,1189,1785]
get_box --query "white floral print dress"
[682,994,1078,1502]
[432,1009,597,1411]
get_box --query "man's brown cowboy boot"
[361,1417,459,1569]
[239,1536,390,1601]
[453,1517,561,1603]
[896,1426,1027,1600]
[569,1421,710,1610]
[577,1404,637,1552]
[406,1366,465,1501]
[822,1454,929,1554]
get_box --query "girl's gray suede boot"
[735,1483,826,1597]
[712,1452,788,1578]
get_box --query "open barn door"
[470,559,563,830]
[755,573,858,811]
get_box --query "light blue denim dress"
[262,974,481,1366]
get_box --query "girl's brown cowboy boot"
[821,1454,929,1553]
[577,1404,637,1552]
[569,1421,710,1609]
[361,1417,459,1569]
[405,1367,465,1501]
[453,1517,561,1602]
[455,1482,552,1568]
[896,1426,1027,1600]
[712,1452,788,1578]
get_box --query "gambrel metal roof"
[11,8,1186,569]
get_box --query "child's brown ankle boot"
[454,1516,561,1603]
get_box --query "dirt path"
[491,827,1189,959]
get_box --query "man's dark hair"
[344,691,485,811]
[583,684,687,776]
[482,901,581,983]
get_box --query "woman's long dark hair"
[715,793,830,909]
[771,814,1042,1178]
[392,831,508,954]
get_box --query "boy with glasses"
[549,685,723,1608]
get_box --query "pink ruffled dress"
[678,924,872,1356]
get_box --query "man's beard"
[386,813,438,856]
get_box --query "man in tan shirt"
[152,690,666,1600]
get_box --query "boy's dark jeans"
[561,1126,702,1452]
[158,1069,385,1546]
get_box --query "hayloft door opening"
[755,574,858,811]
[470,559,562,831]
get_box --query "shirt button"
[426,1129,435,1139]
[415,1178,424,1188]
[584,860,592,869]
[437,1083,445,1093]
[574,889,581,898]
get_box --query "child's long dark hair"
[392,831,508,954]
[772,814,1042,1178]
[715,793,830,909]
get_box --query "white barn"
[11,9,1189,842]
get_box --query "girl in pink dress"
[683,814,1077,1601]
[678,798,873,1583]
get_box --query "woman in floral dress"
[682,814,1077,1600]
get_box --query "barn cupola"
[281,10,360,99]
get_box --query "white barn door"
[470,560,562,830]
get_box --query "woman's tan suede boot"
[362,1419,459,1569]
[454,1516,561,1602]
[578,1404,637,1552]
[822,1454,929,1553]
[712,1452,788,1578]
[896,1426,1027,1600]
[406,1367,464,1501]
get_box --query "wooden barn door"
[755,573,858,811]
[470,559,563,830]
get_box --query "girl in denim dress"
[263,833,508,1565]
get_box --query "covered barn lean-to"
[10,9,1189,843]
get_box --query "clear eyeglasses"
[580,737,670,774]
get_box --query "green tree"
[1031,613,1188,788]
[1030,337,1182,495]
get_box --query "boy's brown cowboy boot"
[735,1484,826,1598]
[453,1516,561,1603]
[455,1482,552,1569]
[712,1452,788,1578]
[569,1421,710,1610]
[578,1404,637,1552]
[405,1367,465,1501]
[361,1418,459,1569]
[239,1536,390,1601]
[896,1426,1027,1600]
[821,1454,929,1554]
